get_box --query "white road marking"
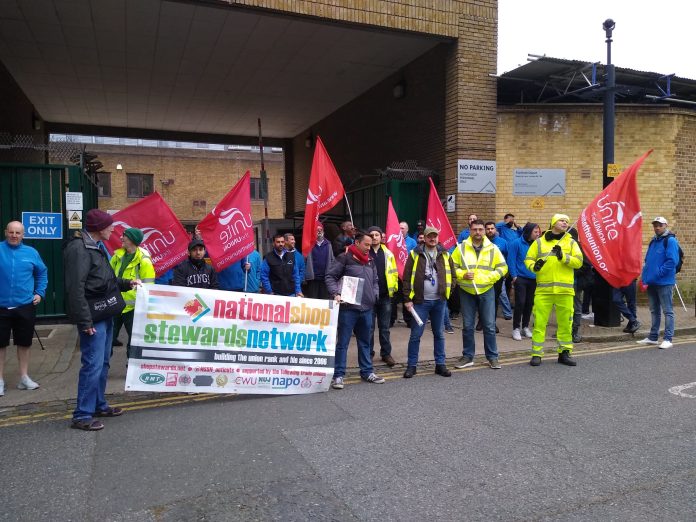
[668,382,696,398]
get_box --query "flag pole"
[344,194,355,227]
[675,283,688,312]
[244,255,249,292]
[258,118,271,255]
[458,243,480,295]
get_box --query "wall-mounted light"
[392,80,406,99]
[116,163,123,171]
[160,178,175,186]
[305,133,314,149]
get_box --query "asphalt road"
[1,341,695,521]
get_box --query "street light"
[602,18,616,189]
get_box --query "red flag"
[301,136,345,256]
[385,197,408,279]
[426,178,456,251]
[198,171,255,271]
[105,192,189,276]
[578,150,652,288]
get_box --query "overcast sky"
[498,0,696,80]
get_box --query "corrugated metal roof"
[498,56,696,108]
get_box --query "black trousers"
[513,277,536,330]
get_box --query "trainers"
[523,327,533,338]
[454,355,474,369]
[0,379,4,396]
[581,312,594,320]
[17,375,40,390]
[488,358,502,369]
[659,340,673,349]
[434,364,451,377]
[512,328,522,341]
[530,356,542,366]
[637,337,659,345]
[331,377,344,390]
[626,320,642,334]
[362,373,385,384]
[445,326,455,334]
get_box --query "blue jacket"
[642,233,680,286]
[405,235,417,253]
[457,229,470,242]
[290,249,306,282]
[490,235,508,259]
[218,250,262,292]
[155,269,173,285]
[507,236,536,279]
[496,221,523,243]
[0,241,48,308]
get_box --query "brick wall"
[50,144,285,224]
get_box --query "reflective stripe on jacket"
[451,237,507,295]
[403,244,454,303]
[524,233,583,295]
[380,244,399,297]
[110,246,156,312]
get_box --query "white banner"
[125,285,338,395]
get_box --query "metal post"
[602,18,616,189]
[258,118,271,255]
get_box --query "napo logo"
[215,374,229,387]
[139,372,165,385]
[178,374,192,386]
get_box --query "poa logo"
[183,294,210,323]
[211,207,252,232]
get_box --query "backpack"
[668,236,684,274]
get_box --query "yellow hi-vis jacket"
[378,244,399,297]
[110,246,156,313]
[451,236,507,295]
[524,233,583,295]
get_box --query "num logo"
[183,294,211,322]
[211,207,252,232]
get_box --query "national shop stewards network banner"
[125,285,338,395]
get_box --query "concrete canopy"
[0,0,442,139]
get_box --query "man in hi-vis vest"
[525,214,583,367]
[452,219,507,370]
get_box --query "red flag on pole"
[105,192,189,276]
[198,171,255,271]
[426,178,456,251]
[301,136,345,256]
[385,197,408,279]
[578,150,652,288]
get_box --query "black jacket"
[172,258,219,289]
[63,230,132,330]
[325,251,379,312]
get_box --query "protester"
[325,231,385,388]
[637,217,680,349]
[64,209,140,431]
[332,221,355,256]
[614,280,641,334]
[452,219,507,370]
[400,221,417,252]
[391,223,415,328]
[524,214,583,367]
[217,250,262,293]
[155,269,173,285]
[495,213,523,243]
[457,214,478,242]
[569,228,595,343]
[366,226,398,367]
[402,226,455,378]
[261,234,302,296]
[284,233,306,283]
[416,233,425,246]
[109,228,156,357]
[507,222,539,341]
[304,224,334,299]
[172,239,218,289]
[485,221,511,326]
[411,219,426,241]
[0,221,48,395]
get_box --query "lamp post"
[602,18,616,189]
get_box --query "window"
[97,172,111,197]
[127,173,154,198]
[250,177,265,200]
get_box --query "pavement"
[1,302,695,417]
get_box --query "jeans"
[513,277,536,330]
[612,281,637,323]
[74,318,114,421]
[406,299,447,367]
[647,284,674,341]
[460,288,498,360]
[333,308,374,379]
[370,296,392,357]
[499,279,513,318]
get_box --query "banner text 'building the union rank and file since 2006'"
[126,285,339,395]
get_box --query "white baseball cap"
[652,216,668,225]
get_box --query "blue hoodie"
[496,221,523,243]
[507,223,538,280]
[0,240,48,307]
[642,233,680,286]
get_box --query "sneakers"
[512,328,522,341]
[530,356,542,366]
[403,366,417,378]
[362,373,385,384]
[523,327,533,338]
[659,340,673,349]
[572,332,583,344]
[624,320,642,334]
[488,358,501,369]
[434,364,452,377]
[581,312,594,320]
[331,377,344,390]
[558,350,577,366]
[381,354,396,367]
[454,355,474,369]
[17,375,40,390]
[637,337,659,345]
[445,326,455,334]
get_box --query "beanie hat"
[85,209,113,232]
[366,226,383,235]
[188,239,205,251]
[550,213,570,228]
[124,228,144,246]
